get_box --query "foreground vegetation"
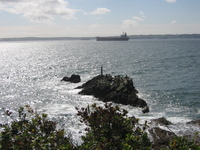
[0,104,199,150]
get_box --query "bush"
[1,104,200,150]
[162,136,200,150]
[0,105,73,150]
[76,103,151,150]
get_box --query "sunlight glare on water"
[1,39,200,143]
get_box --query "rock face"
[187,120,200,126]
[148,118,200,149]
[77,74,149,112]
[61,74,81,83]
[149,127,177,150]
[151,117,172,126]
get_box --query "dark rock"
[142,106,150,113]
[61,74,81,83]
[149,127,177,150]
[187,120,200,126]
[151,117,172,126]
[77,74,149,111]
[61,76,70,81]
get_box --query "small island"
[77,74,149,113]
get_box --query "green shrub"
[1,104,200,150]
[0,105,73,150]
[76,103,151,150]
[162,136,200,150]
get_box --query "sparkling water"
[1,39,200,143]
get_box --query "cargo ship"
[96,32,129,41]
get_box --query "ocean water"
[0,38,200,143]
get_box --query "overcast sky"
[0,0,200,38]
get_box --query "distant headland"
[1,34,200,41]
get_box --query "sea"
[0,38,200,144]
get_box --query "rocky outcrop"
[149,127,177,150]
[187,120,200,126]
[77,74,149,112]
[61,74,81,83]
[148,118,175,149]
[147,118,200,149]
[151,117,172,126]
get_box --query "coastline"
[64,73,200,148]
[1,34,200,41]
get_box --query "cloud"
[122,11,145,29]
[0,0,78,23]
[164,0,176,3]
[133,16,144,21]
[90,8,111,15]
[122,20,138,29]
[140,11,145,18]
[171,20,177,24]
[132,11,145,22]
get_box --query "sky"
[0,0,200,38]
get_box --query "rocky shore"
[147,117,200,149]
[76,74,149,113]
[61,74,81,83]
[61,74,200,149]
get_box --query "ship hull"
[96,37,129,41]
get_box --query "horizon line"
[1,33,200,41]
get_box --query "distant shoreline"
[129,34,200,39]
[1,34,200,41]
